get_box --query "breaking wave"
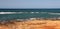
[0,12,60,15]
[0,12,40,14]
[0,12,16,14]
[48,13,60,15]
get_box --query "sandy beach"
[0,18,60,29]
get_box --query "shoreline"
[0,18,60,29]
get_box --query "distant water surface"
[0,9,60,21]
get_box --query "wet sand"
[0,19,60,29]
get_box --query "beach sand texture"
[0,19,60,29]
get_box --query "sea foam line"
[48,13,60,15]
[0,12,16,14]
[0,12,60,15]
[0,12,40,14]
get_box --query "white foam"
[0,12,26,14]
[0,12,47,14]
[30,12,34,13]
[35,12,39,13]
[48,13,60,15]
[0,12,16,14]
[0,12,60,15]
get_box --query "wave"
[48,13,60,15]
[0,12,60,15]
[40,12,60,15]
[0,12,46,14]
[0,12,40,14]
[0,12,26,14]
[0,12,16,14]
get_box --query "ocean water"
[0,9,60,21]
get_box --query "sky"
[0,0,60,8]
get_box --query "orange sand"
[0,19,60,29]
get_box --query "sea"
[0,9,60,21]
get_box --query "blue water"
[0,9,60,12]
[0,9,60,21]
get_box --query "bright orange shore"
[0,19,60,29]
